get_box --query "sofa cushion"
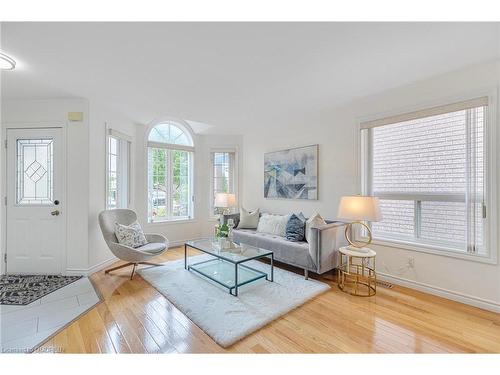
[237,207,260,229]
[285,214,305,242]
[136,242,167,254]
[233,229,315,270]
[257,213,290,237]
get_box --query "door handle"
[51,210,60,216]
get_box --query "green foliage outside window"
[150,148,191,219]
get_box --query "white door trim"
[1,122,68,275]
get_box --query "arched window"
[148,122,192,146]
[147,121,194,222]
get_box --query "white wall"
[242,60,500,312]
[1,99,91,272]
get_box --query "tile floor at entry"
[0,277,100,352]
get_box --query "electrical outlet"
[407,257,415,268]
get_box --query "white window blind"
[362,97,488,255]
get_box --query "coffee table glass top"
[189,260,265,288]
[185,238,273,264]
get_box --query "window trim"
[358,90,498,265]
[208,147,239,220]
[105,126,132,210]
[145,119,195,223]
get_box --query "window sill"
[367,237,497,265]
[148,218,197,225]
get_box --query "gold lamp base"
[345,221,372,250]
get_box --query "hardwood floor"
[38,246,500,353]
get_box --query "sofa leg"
[304,269,309,280]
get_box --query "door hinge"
[482,203,487,219]
[4,140,6,149]
[3,253,6,263]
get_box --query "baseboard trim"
[65,240,190,276]
[66,257,118,276]
[377,272,500,313]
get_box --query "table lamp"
[337,196,382,252]
[214,193,237,221]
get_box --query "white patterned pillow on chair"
[114,221,148,248]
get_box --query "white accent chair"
[98,209,169,279]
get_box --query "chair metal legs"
[130,263,137,280]
[104,261,163,280]
[105,262,134,273]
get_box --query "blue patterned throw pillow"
[297,212,306,223]
[286,214,306,242]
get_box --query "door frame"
[1,122,68,275]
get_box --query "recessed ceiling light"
[0,52,16,70]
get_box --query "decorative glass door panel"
[16,139,54,205]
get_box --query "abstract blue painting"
[264,145,318,200]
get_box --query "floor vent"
[376,280,394,289]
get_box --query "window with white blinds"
[361,97,489,256]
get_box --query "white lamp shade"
[214,193,236,208]
[337,196,382,222]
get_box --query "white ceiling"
[1,22,499,133]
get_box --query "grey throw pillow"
[286,214,306,242]
[115,221,148,248]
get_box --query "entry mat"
[0,275,82,305]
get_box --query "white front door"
[6,127,65,274]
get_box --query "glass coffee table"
[184,238,274,296]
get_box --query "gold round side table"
[338,246,376,297]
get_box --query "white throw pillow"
[257,213,291,237]
[115,221,148,248]
[305,213,327,242]
[237,207,260,229]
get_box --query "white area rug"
[138,255,330,347]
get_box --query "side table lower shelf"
[338,246,377,297]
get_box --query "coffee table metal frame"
[184,240,274,296]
